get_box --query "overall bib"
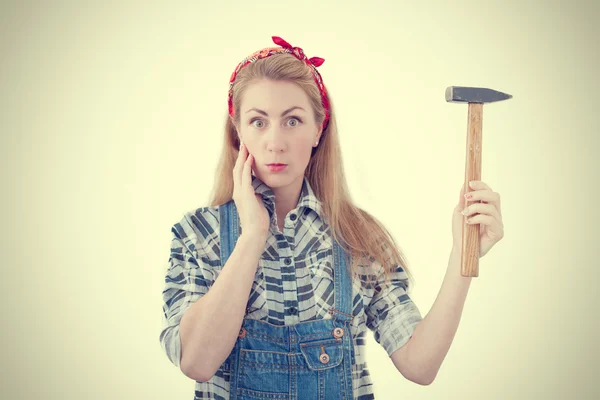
[219,200,356,400]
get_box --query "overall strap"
[332,238,354,323]
[332,237,356,367]
[218,200,239,266]
[218,200,242,374]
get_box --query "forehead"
[241,80,311,109]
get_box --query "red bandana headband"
[228,36,331,132]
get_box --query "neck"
[272,175,304,227]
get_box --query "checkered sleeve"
[159,219,214,368]
[365,263,423,356]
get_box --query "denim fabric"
[220,199,355,400]
[160,176,423,399]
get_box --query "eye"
[287,117,302,127]
[250,118,265,128]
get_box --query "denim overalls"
[219,200,356,400]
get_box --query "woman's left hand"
[452,181,504,258]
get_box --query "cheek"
[291,137,312,152]
[239,133,258,152]
[299,143,314,163]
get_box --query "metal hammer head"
[446,86,512,104]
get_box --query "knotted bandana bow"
[228,36,330,132]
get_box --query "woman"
[160,36,505,399]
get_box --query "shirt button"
[290,213,297,221]
[284,258,291,265]
[288,306,297,315]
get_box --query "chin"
[255,170,297,188]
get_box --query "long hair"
[208,53,415,291]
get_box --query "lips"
[267,163,288,172]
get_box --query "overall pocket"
[299,338,344,370]
[237,349,290,399]
[298,338,347,400]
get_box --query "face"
[236,79,320,189]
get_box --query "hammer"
[446,86,512,277]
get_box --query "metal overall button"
[299,338,343,370]
[238,327,247,339]
[332,327,344,338]
[319,345,330,364]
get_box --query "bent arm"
[397,248,472,384]
[179,234,265,381]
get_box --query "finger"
[466,214,504,238]
[255,193,266,215]
[241,151,254,191]
[457,184,471,210]
[465,190,490,203]
[465,189,498,202]
[466,182,489,204]
[466,213,496,228]
[469,180,492,192]
[232,144,242,183]
[465,190,502,216]
[463,203,502,224]
[233,143,247,190]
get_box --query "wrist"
[238,233,268,252]
[449,247,463,271]
[450,246,461,258]
[450,243,460,255]
[448,247,473,281]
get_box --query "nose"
[265,126,285,153]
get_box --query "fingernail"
[469,181,477,187]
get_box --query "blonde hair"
[209,53,415,291]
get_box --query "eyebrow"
[245,106,306,117]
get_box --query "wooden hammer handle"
[462,103,483,277]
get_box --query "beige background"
[1,1,598,399]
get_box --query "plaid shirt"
[160,176,423,399]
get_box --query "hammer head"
[446,86,512,104]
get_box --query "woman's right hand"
[232,143,270,240]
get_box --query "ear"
[315,129,322,144]
[232,123,242,143]
[229,114,239,131]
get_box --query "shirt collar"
[251,175,323,220]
